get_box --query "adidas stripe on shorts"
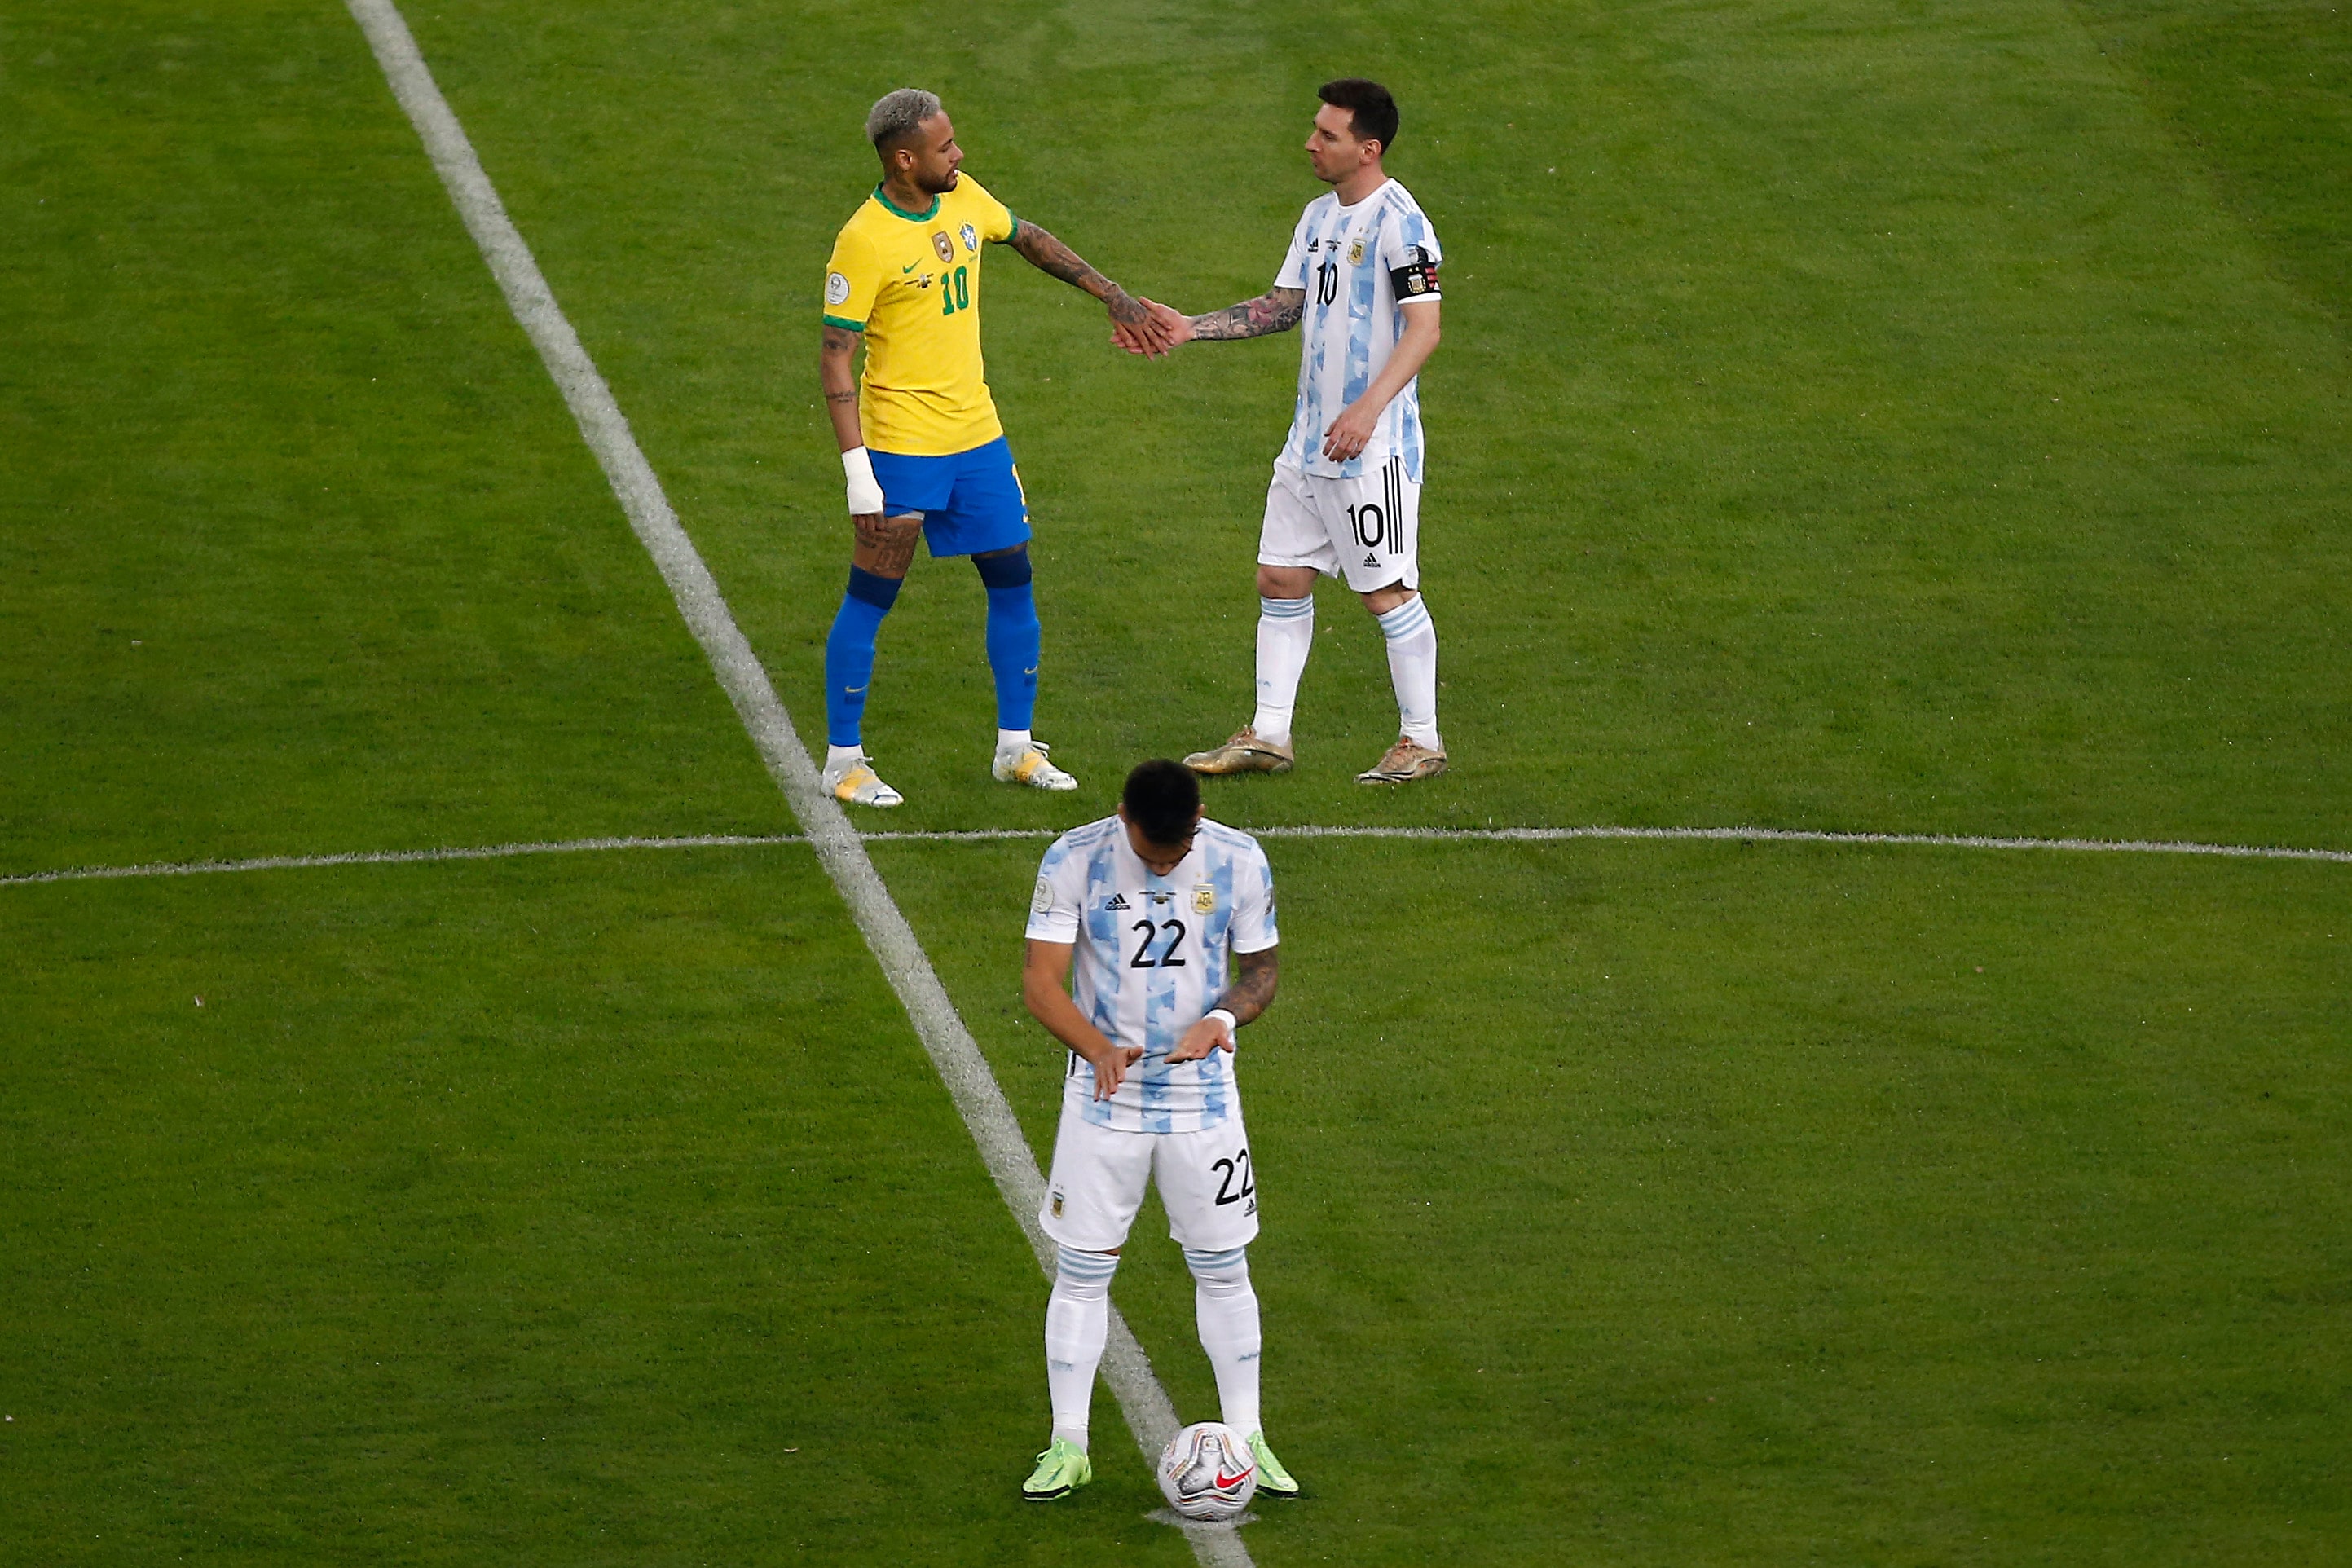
[1258,454,1420,593]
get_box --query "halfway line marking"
[11,821,2348,888]
[341,7,1244,1560]
[0,835,807,888]
[871,824,2352,863]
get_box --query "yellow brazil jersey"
[822,175,1017,457]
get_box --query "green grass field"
[4,0,2347,1561]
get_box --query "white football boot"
[993,738,1077,791]
[822,751,905,808]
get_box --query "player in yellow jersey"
[817,89,1174,807]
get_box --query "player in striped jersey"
[1016,760,1300,1503]
[1141,79,1450,785]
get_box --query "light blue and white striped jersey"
[1025,816,1279,1134]
[1275,178,1443,482]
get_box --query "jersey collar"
[1117,829,1199,888]
[872,183,942,222]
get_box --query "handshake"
[1104,297,1199,359]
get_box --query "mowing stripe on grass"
[341,3,1247,1557]
[11,820,2350,888]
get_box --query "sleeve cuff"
[821,314,865,332]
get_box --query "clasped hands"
[1106,289,1180,359]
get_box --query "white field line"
[0,835,808,888]
[872,823,2352,863]
[341,5,1245,1560]
[11,820,2350,888]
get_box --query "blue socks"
[824,552,1037,747]
[976,548,1039,733]
[825,566,901,747]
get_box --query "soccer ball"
[1156,1420,1257,1522]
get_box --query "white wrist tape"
[1205,1008,1239,1042]
[842,447,885,517]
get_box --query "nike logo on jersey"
[900,261,918,273]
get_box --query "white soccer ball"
[1156,1420,1257,1522]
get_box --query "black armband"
[1390,258,1441,298]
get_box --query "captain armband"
[1389,257,1441,299]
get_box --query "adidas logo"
[1363,552,1381,567]
[1105,893,1130,910]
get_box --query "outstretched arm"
[1125,288,1304,352]
[1165,945,1280,1063]
[1005,221,1172,355]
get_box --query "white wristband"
[842,446,884,517]
[1205,1008,1239,1042]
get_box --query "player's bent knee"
[1181,1244,1250,1286]
[1055,1247,1121,1297]
[973,544,1033,588]
[1256,565,1316,600]
[1360,583,1416,614]
[845,565,902,610]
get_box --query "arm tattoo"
[1187,288,1305,341]
[1009,221,1150,328]
[1008,221,1103,290]
[1215,946,1279,1028]
[820,323,861,402]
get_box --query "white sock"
[1375,596,1440,748]
[824,742,865,774]
[1250,596,1315,747]
[1184,1244,1262,1438]
[1045,1247,1117,1449]
[996,728,1032,756]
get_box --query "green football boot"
[1022,1438,1094,1501]
[1247,1430,1301,1498]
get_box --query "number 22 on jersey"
[1130,914,1188,969]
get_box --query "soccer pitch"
[4,0,2347,1561]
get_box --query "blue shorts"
[869,436,1031,558]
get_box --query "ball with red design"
[1156,1420,1258,1522]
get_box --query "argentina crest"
[1191,882,1215,915]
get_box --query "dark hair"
[1122,759,1201,848]
[1319,77,1399,153]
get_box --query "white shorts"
[1038,1096,1261,1254]
[1258,455,1421,593]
